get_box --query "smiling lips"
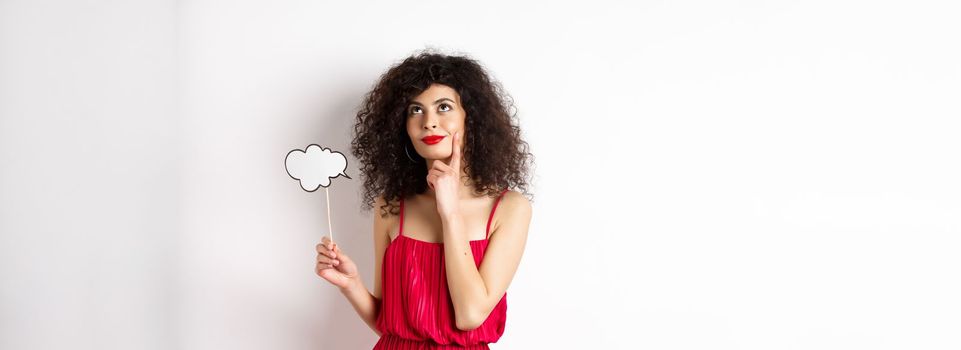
[421,135,445,145]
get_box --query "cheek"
[406,122,417,137]
[441,117,465,131]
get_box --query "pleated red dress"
[373,189,510,350]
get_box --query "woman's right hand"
[315,236,359,290]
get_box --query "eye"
[408,106,422,115]
[439,103,452,112]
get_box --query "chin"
[421,151,450,160]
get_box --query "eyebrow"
[408,97,455,106]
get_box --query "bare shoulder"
[372,195,399,237]
[502,190,531,212]
[373,195,401,217]
[496,190,532,223]
[488,190,532,243]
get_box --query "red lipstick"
[421,135,445,145]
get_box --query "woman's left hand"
[427,131,463,219]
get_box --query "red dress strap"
[400,189,508,239]
[485,188,510,239]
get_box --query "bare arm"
[443,191,532,330]
[339,276,380,336]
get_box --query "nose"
[422,111,438,130]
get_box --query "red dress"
[373,189,510,349]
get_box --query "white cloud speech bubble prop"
[285,144,352,242]
[285,144,351,191]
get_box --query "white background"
[2,0,959,349]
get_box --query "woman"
[315,49,534,349]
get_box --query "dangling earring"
[404,144,422,163]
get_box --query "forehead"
[410,83,460,104]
